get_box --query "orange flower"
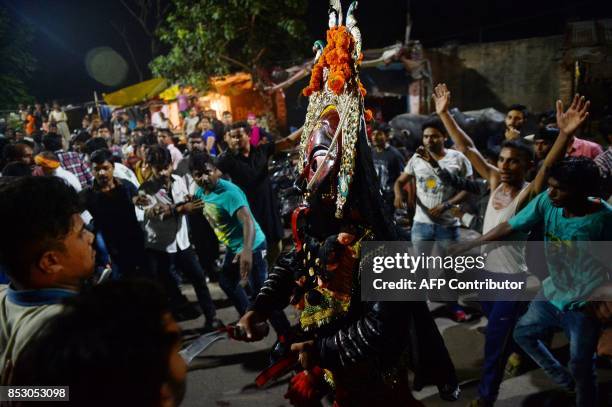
[328,73,345,94]
[302,26,359,96]
[358,80,367,97]
[364,108,373,122]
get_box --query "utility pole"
[404,0,412,45]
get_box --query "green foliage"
[0,6,36,109]
[150,0,309,90]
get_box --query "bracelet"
[443,201,452,210]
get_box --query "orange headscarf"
[34,155,61,169]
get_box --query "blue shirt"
[202,130,218,156]
[508,192,612,310]
[194,179,265,253]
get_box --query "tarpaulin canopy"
[103,78,169,107]
[158,84,181,102]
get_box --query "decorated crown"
[297,1,368,218]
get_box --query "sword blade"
[179,331,228,364]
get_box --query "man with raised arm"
[432,83,590,407]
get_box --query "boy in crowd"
[189,151,290,338]
[10,279,187,407]
[371,126,405,217]
[42,133,93,189]
[527,127,559,181]
[0,177,95,381]
[487,104,528,156]
[463,157,611,407]
[216,122,302,266]
[434,84,591,406]
[157,129,183,170]
[140,146,221,331]
[80,149,147,277]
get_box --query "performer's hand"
[291,340,318,370]
[432,83,451,114]
[234,250,253,280]
[236,310,267,342]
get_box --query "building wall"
[426,35,568,113]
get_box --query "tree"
[114,0,171,81]
[0,5,36,109]
[150,0,309,91]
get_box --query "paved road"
[179,284,612,406]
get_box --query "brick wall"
[426,36,565,113]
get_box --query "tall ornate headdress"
[297,1,366,218]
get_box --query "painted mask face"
[301,105,342,202]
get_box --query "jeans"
[218,245,290,336]
[476,271,529,402]
[513,296,600,407]
[147,248,217,322]
[411,221,459,303]
[410,221,459,242]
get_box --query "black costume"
[249,2,458,405]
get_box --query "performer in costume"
[237,2,459,405]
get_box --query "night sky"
[5,0,612,103]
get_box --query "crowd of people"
[0,81,611,407]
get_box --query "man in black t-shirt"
[216,122,302,264]
[80,149,147,277]
[371,128,406,216]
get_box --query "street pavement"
[179,283,612,407]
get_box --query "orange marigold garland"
[357,80,367,98]
[303,26,360,97]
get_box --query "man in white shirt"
[394,118,472,322]
[151,107,170,130]
[394,119,472,236]
[140,145,221,331]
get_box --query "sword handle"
[230,322,270,340]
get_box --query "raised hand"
[432,83,451,115]
[556,94,590,136]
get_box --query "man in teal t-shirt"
[466,157,612,407]
[190,151,290,338]
[195,177,266,255]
